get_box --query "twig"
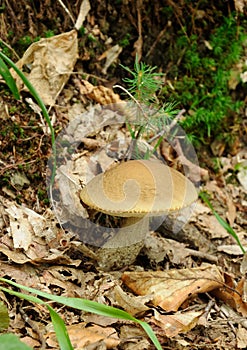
[113,84,148,121]
[148,108,186,144]
[0,39,20,60]
[185,248,218,263]
[134,0,143,60]
[146,25,168,58]
[57,0,75,24]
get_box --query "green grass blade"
[199,191,245,254]
[0,57,20,99]
[0,278,162,350]
[0,300,10,331]
[47,305,74,350]
[0,334,32,350]
[0,285,73,350]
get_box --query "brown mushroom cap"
[80,160,197,217]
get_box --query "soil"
[0,1,247,349]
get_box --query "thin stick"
[148,108,186,144]
[57,0,75,24]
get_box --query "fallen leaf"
[233,0,247,13]
[74,0,91,30]
[114,285,149,316]
[217,244,246,256]
[98,44,122,74]
[120,324,150,349]
[144,232,190,265]
[46,323,120,349]
[122,265,224,312]
[12,30,78,105]
[10,171,30,188]
[237,161,247,191]
[76,78,122,105]
[212,275,247,317]
[152,309,203,337]
[237,325,247,349]
[5,205,33,251]
[201,215,229,239]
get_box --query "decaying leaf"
[10,171,30,189]
[217,244,247,256]
[237,325,247,349]
[0,197,82,265]
[114,285,150,316]
[152,309,203,338]
[122,265,224,312]
[75,0,91,30]
[213,276,247,317]
[144,232,190,265]
[237,161,247,191]
[233,0,247,12]
[46,322,120,349]
[98,44,123,74]
[5,204,36,251]
[12,30,78,105]
[76,78,122,105]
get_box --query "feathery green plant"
[117,56,180,158]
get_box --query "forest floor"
[0,1,247,349]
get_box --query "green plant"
[0,56,20,99]
[162,16,247,145]
[45,30,55,38]
[199,191,245,254]
[0,278,162,350]
[119,33,131,47]
[117,56,179,158]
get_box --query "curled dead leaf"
[122,265,224,312]
[12,30,78,105]
[152,309,203,338]
[77,79,122,105]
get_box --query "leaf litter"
[0,2,247,349]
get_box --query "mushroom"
[80,159,197,270]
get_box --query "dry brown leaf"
[233,0,247,12]
[201,215,229,239]
[122,265,224,312]
[152,309,203,337]
[226,194,237,227]
[120,324,150,349]
[114,285,150,316]
[212,275,247,317]
[46,323,120,349]
[237,325,247,349]
[5,204,33,251]
[144,232,190,265]
[20,337,40,349]
[217,244,246,256]
[98,44,123,74]
[12,30,78,105]
[75,0,91,30]
[77,79,122,105]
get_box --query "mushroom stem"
[98,216,149,270]
[103,216,149,248]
